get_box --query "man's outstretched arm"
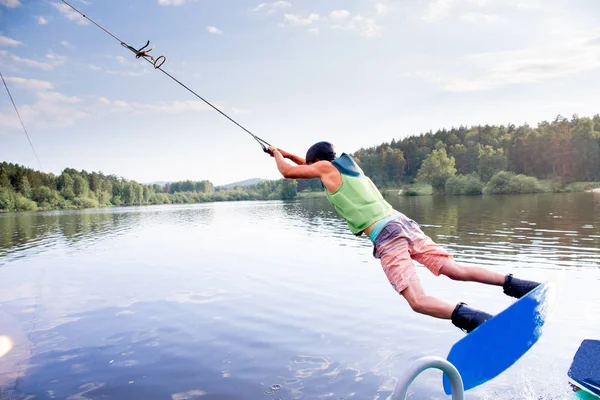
[270,147,322,179]
[277,149,306,165]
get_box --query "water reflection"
[0,205,215,265]
[593,189,600,206]
[0,195,598,399]
[282,194,600,271]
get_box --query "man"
[268,141,540,333]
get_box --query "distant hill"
[219,178,266,188]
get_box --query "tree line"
[351,114,600,191]
[0,163,298,212]
[2,113,599,211]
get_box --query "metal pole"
[392,356,465,400]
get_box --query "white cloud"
[88,64,147,77]
[115,55,130,66]
[88,55,149,76]
[461,12,507,25]
[61,40,73,48]
[37,16,49,25]
[252,1,291,15]
[515,0,542,10]
[99,98,213,114]
[51,2,89,25]
[398,70,445,83]
[3,76,54,91]
[158,0,186,5]
[422,0,454,22]
[0,0,21,7]
[588,36,600,47]
[374,2,392,16]
[308,28,319,35]
[231,107,251,115]
[330,10,350,20]
[36,91,81,104]
[422,0,540,22]
[206,26,223,35]
[0,35,22,47]
[0,90,88,132]
[443,31,600,92]
[10,52,67,71]
[282,13,320,26]
[10,55,53,70]
[331,15,382,37]
[45,52,67,64]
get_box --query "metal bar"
[392,356,465,400]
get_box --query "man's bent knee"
[407,296,428,314]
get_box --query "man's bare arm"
[278,149,306,165]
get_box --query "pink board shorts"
[372,213,453,294]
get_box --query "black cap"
[305,141,336,164]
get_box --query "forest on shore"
[300,113,600,195]
[2,114,599,212]
[0,166,298,212]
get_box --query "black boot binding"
[503,274,540,299]
[451,303,493,333]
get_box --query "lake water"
[0,193,599,399]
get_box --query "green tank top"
[324,153,396,235]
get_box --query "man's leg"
[377,246,493,332]
[373,220,492,332]
[438,260,505,286]
[400,276,455,319]
[438,260,540,298]
[412,238,540,299]
[400,276,493,332]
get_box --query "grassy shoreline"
[299,180,600,199]
[2,182,598,213]
[395,180,600,196]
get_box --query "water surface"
[0,193,599,399]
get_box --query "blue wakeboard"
[443,281,554,394]
[568,340,600,398]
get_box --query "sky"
[1,0,599,185]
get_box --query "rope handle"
[121,40,166,69]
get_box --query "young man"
[268,141,540,333]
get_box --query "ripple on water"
[0,196,599,399]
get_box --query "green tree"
[0,188,15,211]
[280,179,298,200]
[135,184,144,205]
[357,153,383,185]
[572,118,600,181]
[17,175,31,197]
[417,148,456,191]
[0,168,11,189]
[445,174,483,195]
[464,144,480,175]
[121,183,136,205]
[478,145,508,182]
[449,144,468,175]
[73,175,89,197]
[381,146,406,186]
[30,186,58,206]
[14,193,37,211]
